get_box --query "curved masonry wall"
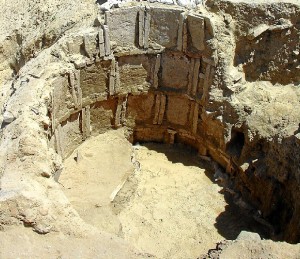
[48,6,220,162]
[2,3,299,243]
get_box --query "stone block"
[166,96,190,126]
[118,55,151,93]
[149,7,182,49]
[127,94,155,123]
[161,53,190,90]
[83,31,98,58]
[59,113,82,159]
[89,100,116,134]
[80,61,110,103]
[187,14,205,51]
[52,76,75,125]
[67,34,83,55]
[106,7,139,48]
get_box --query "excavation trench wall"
[1,3,300,244]
[46,5,300,243]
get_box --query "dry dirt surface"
[61,129,227,258]
[60,129,270,258]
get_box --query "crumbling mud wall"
[0,0,300,245]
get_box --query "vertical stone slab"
[187,59,195,95]
[104,11,110,25]
[153,54,161,89]
[144,8,151,49]
[115,102,122,127]
[138,8,145,48]
[51,90,55,133]
[192,58,200,96]
[82,106,91,139]
[109,59,116,95]
[115,61,120,93]
[86,105,91,138]
[158,95,166,125]
[177,12,185,51]
[197,72,205,97]
[115,96,127,127]
[103,25,111,56]
[69,72,78,108]
[182,22,188,53]
[120,96,128,125]
[98,28,105,58]
[69,71,82,109]
[192,102,199,134]
[82,107,87,139]
[202,63,211,102]
[55,124,63,157]
[153,94,161,125]
[75,70,82,109]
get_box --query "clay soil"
[60,129,267,258]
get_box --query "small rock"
[237,231,261,241]
[41,171,51,178]
[2,111,15,124]
[39,207,49,216]
[247,24,269,40]
[33,223,52,234]
[74,150,83,163]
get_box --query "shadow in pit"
[139,142,271,241]
[212,190,271,240]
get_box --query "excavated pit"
[1,2,300,257]
[59,129,270,258]
[44,4,300,244]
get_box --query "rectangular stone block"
[67,35,83,55]
[161,53,190,90]
[52,75,75,124]
[127,94,155,123]
[106,7,139,48]
[202,63,212,102]
[83,31,98,58]
[149,7,182,49]
[80,61,110,103]
[59,113,83,159]
[187,14,205,51]
[166,96,190,126]
[90,100,116,135]
[118,55,151,94]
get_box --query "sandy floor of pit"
[60,129,263,259]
